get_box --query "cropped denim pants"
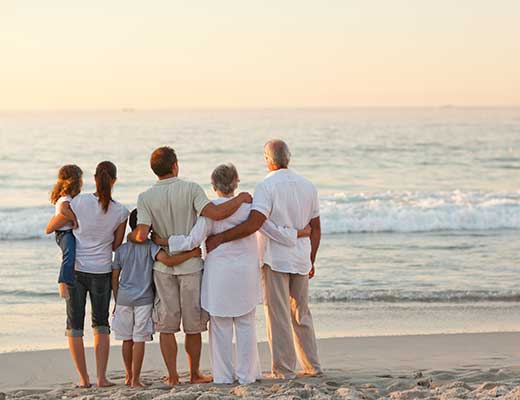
[55,229,75,284]
[65,271,112,337]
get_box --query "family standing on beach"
[45,140,322,389]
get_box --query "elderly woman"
[153,164,309,384]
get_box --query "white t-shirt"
[55,195,73,231]
[252,168,320,275]
[71,193,129,274]
[168,198,298,317]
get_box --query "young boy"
[112,209,202,388]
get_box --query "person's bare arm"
[46,200,79,234]
[127,224,151,244]
[112,220,127,251]
[309,216,321,279]
[206,210,267,252]
[45,213,70,234]
[111,269,120,313]
[155,248,202,267]
[200,192,252,221]
[59,202,78,229]
[151,232,168,246]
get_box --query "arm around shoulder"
[200,192,252,221]
[206,209,267,252]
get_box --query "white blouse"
[71,193,129,274]
[168,197,297,317]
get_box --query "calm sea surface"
[1,108,519,352]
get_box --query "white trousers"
[208,308,262,384]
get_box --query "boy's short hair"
[129,208,138,230]
[150,146,177,177]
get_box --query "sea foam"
[1,190,519,240]
[310,288,520,303]
[320,190,520,233]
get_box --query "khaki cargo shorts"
[153,269,209,334]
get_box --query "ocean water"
[1,108,519,352]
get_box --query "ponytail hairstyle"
[94,161,117,213]
[50,164,83,204]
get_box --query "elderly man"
[129,146,251,385]
[206,139,322,379]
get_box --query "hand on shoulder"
[237,192,253,204]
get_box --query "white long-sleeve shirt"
[252,168,319,275]
[168,197,297,317]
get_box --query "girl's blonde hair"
[50,165,83,204]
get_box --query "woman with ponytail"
[95,161,117,213]
[66,161,129,388]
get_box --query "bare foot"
[59,283,70,300]
[125,374,132,386]
[297,370,323,377]
[131,380,145,388]
[75,374,91,388]
[263,372,295,380]
[97,378,115,387]
[190,373,213,384]
[163,375,179,386]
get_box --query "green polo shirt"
[137,177,211,275]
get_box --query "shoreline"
[3,328,520,356]
[4,299,520,354]
[2,331,520,398]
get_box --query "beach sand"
[2,332,520,399]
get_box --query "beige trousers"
[153,270,209,334]
[262,265,321,378]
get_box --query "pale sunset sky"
[1,0,519,109]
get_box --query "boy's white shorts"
[112,304,154,342]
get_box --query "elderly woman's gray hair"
[211,163,239,195]
[264,139,291,168]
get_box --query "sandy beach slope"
[2,332,520,399]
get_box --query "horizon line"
[2,105,520,113]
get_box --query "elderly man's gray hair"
[211,163,239,195]
[264,139,291,168]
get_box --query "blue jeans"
[55,229,76,284]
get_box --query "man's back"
[137,176,210,275]
[253,169,319,275]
